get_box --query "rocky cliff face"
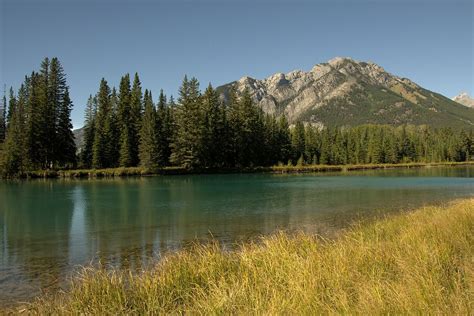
[217,57,474,128]
[453,92,474,108]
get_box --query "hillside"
[217,57,474,128]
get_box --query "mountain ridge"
[217,57,474,128]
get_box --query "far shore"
[10,161,474,179]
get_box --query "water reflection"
[0,167,473,305]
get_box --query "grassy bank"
[23,199,473,314]
[16,160,474,179]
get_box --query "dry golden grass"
[22,199,474,314]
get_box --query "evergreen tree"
[277,115,291,164]
[201,84,226,168]
[228,89,264,167]
[80,95,97,168]
[0,92,6,142]
[92,79,113,168]
[39,57,57,168]
[170,76,204,169]
[1,88,28,176]
[108,87,120,166]
[56,87,77,167]
[6,87,16,127]
[156,89,172,166]
[129,73,143,166]
[139,90,159,168]
[291,121,306,163]
[26,73,45,168]
[118,74,133,167]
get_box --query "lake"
[1,166,473,305]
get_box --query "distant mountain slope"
[73,127,84,151]
[453,92,474,108]
[217,57,474,128]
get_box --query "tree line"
[0,58,76,176]
[0,58,473,176]
[79,74,293,170]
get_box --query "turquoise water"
[0,166,473,305]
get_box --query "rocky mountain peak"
[217,57,474,128]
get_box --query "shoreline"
[11,161,474,179]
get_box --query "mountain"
[217,57,474,128]
[453,92,474,108]
[73,127,84,151]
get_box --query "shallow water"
[1,166,473,305]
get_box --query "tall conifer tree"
[139,90,159,168]
[80,95,97,168]
[170,76,204,169]
[118,74,133,167]
[92,79,112,168]
[129,73,143,166]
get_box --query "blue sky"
[1,0,473,128]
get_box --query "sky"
[1,0,473,129]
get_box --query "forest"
[0,58,473,177]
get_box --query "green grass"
[21,199,474,314]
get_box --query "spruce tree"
[139,90,159,168]
[201,84,226,168]
[228,89,264,167]
[92,78,112,169]
[6,87,16,127]
[277,115,291,164]
[26,73,45,168]
[56,87,77,167]
[1,88,28,176]
[80,95,97,168]
[170,76,204,169]
[0,92,6,142]
[129,73,143,166]
[108,87,120,167]
[291,121,306,163]
[156,89,172,166]
[118,74,133,167]
[39,57,57,167]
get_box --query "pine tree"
[118,74,133,167]
[80,95,97,168]
[39,57,57,168]
[170,76,204,169]
[156,89,172,166]
[129,73,143,166]
[277,115,291,164]
[291,121,306,163]
[26,73,45,168]
[56,87,77,167]
[139,90,159,168]
[92,78,112,169]
[0,91,6,142]
[305,125,318,165]
[6,87,16,127]
[108,87,120,166]
[319,129,331,165]
[1,87,28,176]
[201,84,226,168]
[228,88,264,167]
